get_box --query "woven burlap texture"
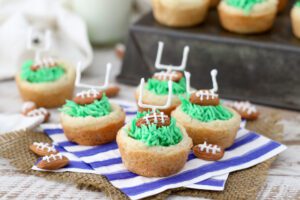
[0,110,282,200]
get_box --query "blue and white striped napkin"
[33,99,286,200]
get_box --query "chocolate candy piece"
[193,142,224,161]
[37,153,69,170]
[26,108,50,123]
[30,58,57,71]
[104,85,120,97]
[136,112,171,128]
[73,89,103,105]
[229,101,259,120]
[115,43,125,59]
[29,142,58,156]
[190,90,219,106]
[30,65,40,71]
[21,101,37,115]
[153,71,183,82]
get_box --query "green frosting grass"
[21,60,65,83]
[146,78,186,95]
[180,98,233,122]
[296,0,300,7]
[225,0,265,13]
[60,94,111,118]
[128,112,183,147]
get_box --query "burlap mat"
[0,110,282,200]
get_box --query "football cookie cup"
[171,106,241,148]
[291,6,300,39]
[60,103,126,146]
[117,123,193,177]
[135,87,182,116]
[152,0,210,27]
[15,61,76,108]
[218,0,278,34]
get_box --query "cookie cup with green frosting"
[61,103,125,146]
[291,2,300,39]
[172,104,241,148]
[152,0,210,27]
[218,0,278,34]
[135,88,181,116]
[117,123,192,177]
[135,78,187,116]
[15,60,75,108]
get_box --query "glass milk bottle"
[72,0,133,44]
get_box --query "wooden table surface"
[0,48,299,200]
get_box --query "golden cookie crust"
[117,123,192,177]
[15,61,76,108]
[291,6,300,39]
[152,0,210,27]
[61,103,126,146]
[218,1,277,34]
[172,106,241,148]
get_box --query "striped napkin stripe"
[189,174,229,191]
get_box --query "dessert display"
[16,30,76,108]
[227,101,259,120]
[152,0,210,27]
[37,153,69,170]
[192,141,225,161]
[291,1,300,39]
[218,0,278,34]
[171,69,241,148]
[60,63,126,146]
[117,79,192,177]
[30,142,58,156]
[20,37,287,200]
[135,42,189,116]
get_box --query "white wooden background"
[0,48,299,199]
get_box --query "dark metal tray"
[117,5,300,110]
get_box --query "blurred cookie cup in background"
[152,0,210,27]
[291,1,300,39]
[218,0,278,34]
[15,59,75,108]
